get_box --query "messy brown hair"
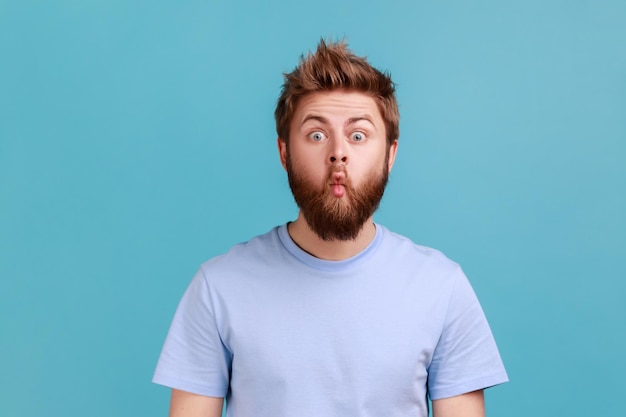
[275,39,399,146]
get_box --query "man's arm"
[169,389,223,417]
[432,390,485,417]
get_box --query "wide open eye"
[350,131,366,142]
[309,131,327,142]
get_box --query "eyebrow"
[300,115,329,126]
[347,116,375,126]
[299,115,376,128]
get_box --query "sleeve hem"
[429,372,509,400]
[152,374,228,398]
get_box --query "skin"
[432,390,486,417]
[169,389,222,417]
[167,90,486,417]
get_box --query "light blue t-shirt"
[153,224,508,416]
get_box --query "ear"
[278,137,288,171]
[387,140,399,172]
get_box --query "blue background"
[1,1,624,416]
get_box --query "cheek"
[301,161,327,182]
[288,148,325,179]
[358,148,388,172]
[293,146,323,167]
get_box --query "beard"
[285,151,390,241]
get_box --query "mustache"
[328,164,347,176]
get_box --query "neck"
[287,212,376,261]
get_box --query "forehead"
[293,90,382,124]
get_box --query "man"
[153,39,508,417]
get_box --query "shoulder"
[376,224,461,274]
[196,225,286,282]
[202,226,282,267]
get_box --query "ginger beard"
[285,148,390,241]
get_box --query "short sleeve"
[427,268,508,400]
[152,268,231,397]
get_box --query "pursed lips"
[330,171,346,198]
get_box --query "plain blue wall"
[1,1,624,416]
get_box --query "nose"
[329,137,348,165]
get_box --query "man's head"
[276,40,399,241]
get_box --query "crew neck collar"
[277,223,384,272]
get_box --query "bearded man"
[153,40,508,417]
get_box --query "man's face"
[279,90,398,241]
